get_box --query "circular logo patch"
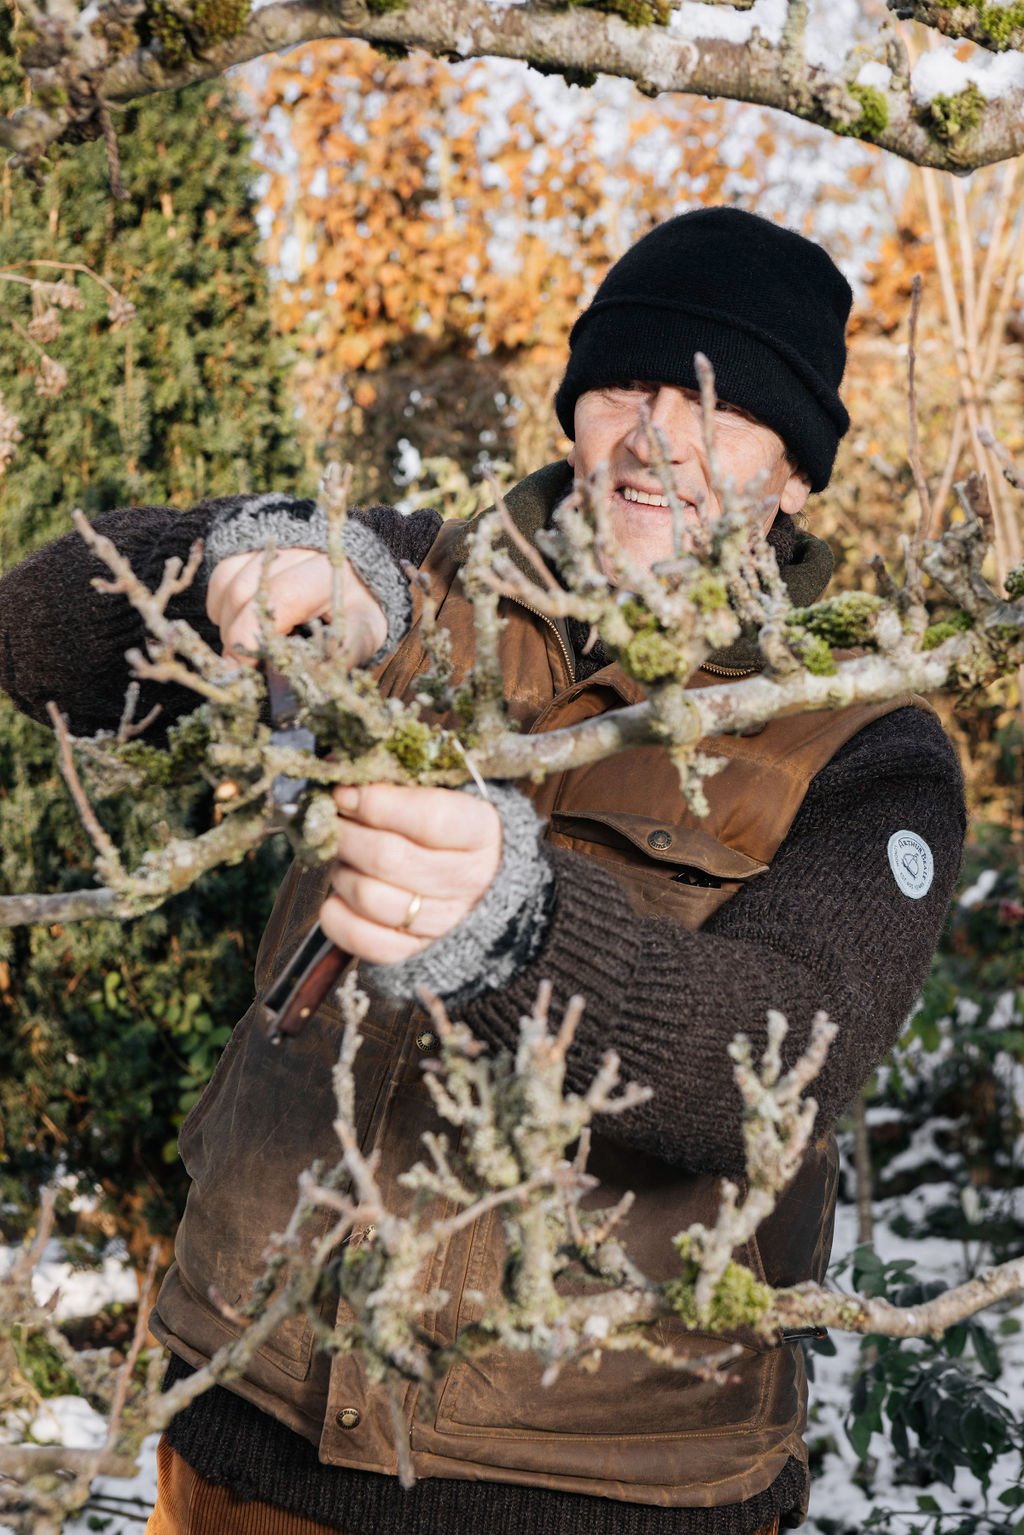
[887,830,934,900]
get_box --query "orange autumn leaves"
[253,43,732,436]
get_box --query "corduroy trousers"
[144,1438,784,1535]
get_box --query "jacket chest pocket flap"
[548,810,768,924]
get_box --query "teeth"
[622,486,669,508]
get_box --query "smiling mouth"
[618,485,697,513]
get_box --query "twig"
[490,468,561,593]
[906,274,933,546]
[98,101,125,201]
[10,1184,59,1287]
[0,887,122,926]
[694,351,725,517]
[45,702,124,880]
[103,1246,159,1452]
[978,428,1024,491]
[116,681,162,743]
[321,460,352,663]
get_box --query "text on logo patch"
[887,830,934,900]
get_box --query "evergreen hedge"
[0,25,308,1236]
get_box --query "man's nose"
[623,386,702,464]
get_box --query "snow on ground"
[0,1237,138,1322]
[62,1433,160,1534]
[805,1179,1024,1533]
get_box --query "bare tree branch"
[5,0,1024,176]
[888,1,1024,52]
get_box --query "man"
[0,207,965,1534]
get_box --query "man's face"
[567,382,811,575]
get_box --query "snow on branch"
[3,0,1024,177]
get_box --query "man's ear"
[780,466,812,517]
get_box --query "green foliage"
[384,714,467,773]
[691,574,728,614]
[839,1246,1020,1492]
[924,83,986,145]
[0,10,309,562]
[621,629,681,683]
[0,707,291,1228]
[11,1326,81,1399]
[782,591,885,677]
[878,828,1023,1262]
[839,828,1024,1519]
[1005,564,1024,601]
[792,632,838,676]
[614,595,690,684]
[0,47,303,1235]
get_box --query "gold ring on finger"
[398,892,423,933]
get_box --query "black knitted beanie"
[554,207,853,491]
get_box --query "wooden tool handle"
[260,923,346,1040]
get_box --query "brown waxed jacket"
[151,465,924,1515]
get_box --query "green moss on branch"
[835,83,890,139]
[923,81,985,144]
[563,0,675,26]
[963,1,1024,49]
[145,0,251,67]
[787,591,883,647]
[667,1235,773,1332]
[921,610,973,650]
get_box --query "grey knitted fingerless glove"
[203,494,412,665]
[361,783,555,1008]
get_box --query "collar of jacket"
[445,460,834,676]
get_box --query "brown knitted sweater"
[0,498,966,1535]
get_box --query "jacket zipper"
[501,592,575,685]
[700,661,759,678]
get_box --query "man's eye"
[715,400,739,413]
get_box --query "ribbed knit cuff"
[361,783,554,1008]
[203,495,412,665]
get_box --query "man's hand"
[206,547,388,668]
[320,784,502,965]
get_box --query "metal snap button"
[336,1407,361,1430]
[647,830,672,851]
[415,1030,438,1052]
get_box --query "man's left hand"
[320,783,502,966]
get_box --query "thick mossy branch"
[2,438,1022,931]
[6,0,1024,176]
[889,1,1024,51]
